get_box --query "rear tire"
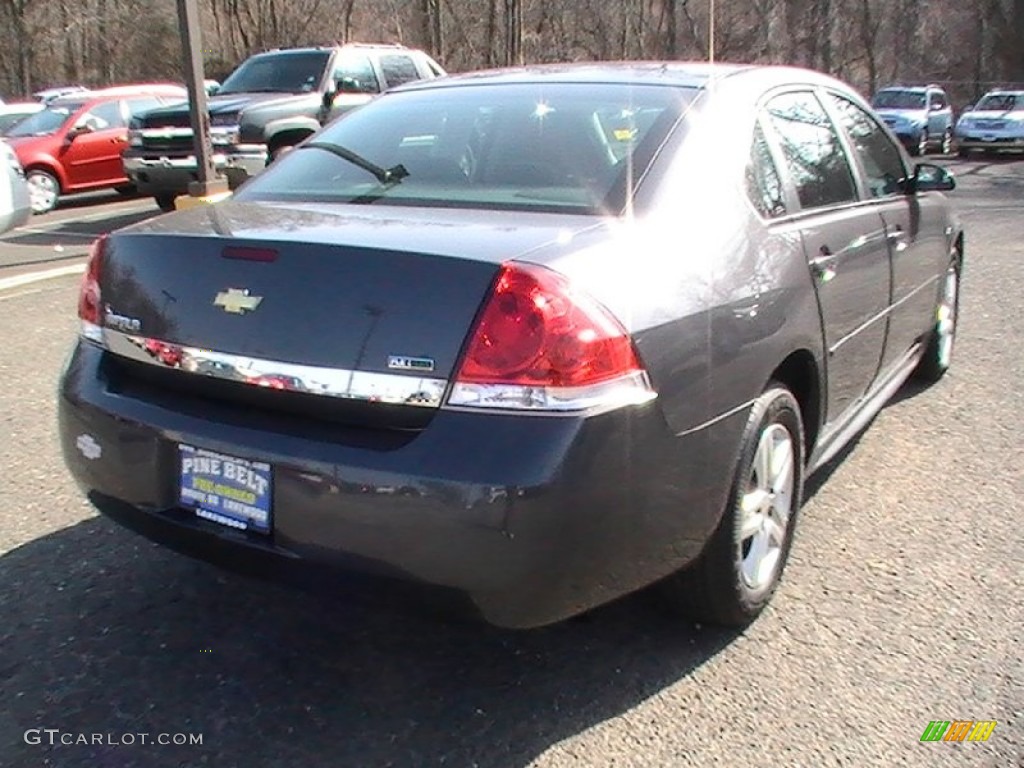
[957,147,970,159]
[660,385,805,627]
[941,129,953,155]
[154,193,177,213]
[911,130,928,157]
[914,255,961,383]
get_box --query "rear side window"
[827,95,906,199]
[930,91,947,109]
[765,91,857,210]
[379,55,421,88]
[745,121,787,218]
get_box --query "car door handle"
[887,226,909,252]
[810,247,838,282]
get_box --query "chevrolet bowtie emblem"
[214,288,263,314]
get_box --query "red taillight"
[78,234,107,327]
[450,262,655,411]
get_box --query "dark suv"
[123,43,445,210]
[871,85,954,156]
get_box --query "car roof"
[47,84,186,106]
[394,61,795,90]
[0,102,43,113]
[88,84,186,97]
[249,43,415,58]
[980,89,1024,96]
[875,85,945,93]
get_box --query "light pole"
[709,0,716,66]
[176,0,228,198]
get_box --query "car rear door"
[61,100,128,188]
[762,90,892,425]
[824,92,950,374]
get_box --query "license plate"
[178,445,272,533]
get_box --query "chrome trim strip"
[103,329,448,408]
[829,274,940,356]
[674,398,756,438]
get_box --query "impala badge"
[214,288,263,315]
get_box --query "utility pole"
[176,0,228,198]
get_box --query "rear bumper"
[59,340,742,628]
[123,148,267,196]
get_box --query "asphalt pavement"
[0,161,1021,767]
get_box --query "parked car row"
[871,83,1024,159]
[0,43,445,215]
[124,42,445,211]
[2,66,1017,223]
[3,83,188,214]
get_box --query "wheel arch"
[265,118,319,153]
[24,161,67,192]
[768,349,823,461]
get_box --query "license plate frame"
[178,444,272,534]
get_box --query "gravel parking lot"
[0,159,1021,767]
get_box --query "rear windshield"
[237,82,693,215]
[871,90,926,110]
[219,52,330,95]
[974,93,1020,111]
[6,104,80,136]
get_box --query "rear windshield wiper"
[299,141,409,185]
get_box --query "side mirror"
[206,82,220,97]
[912,163,955,193]
[337,76,361,94]
[322,86,337,111]
[66,122,94,141]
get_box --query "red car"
[5,84,186,213]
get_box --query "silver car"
[956,90,1024,157]
[0,139,30,234]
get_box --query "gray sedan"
[0,139,30,234]
[58,64,962,628]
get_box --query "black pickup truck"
[124,43,445,211]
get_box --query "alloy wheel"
[27,171,58,213]
[739,423,796,590]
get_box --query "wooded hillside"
[2,0,1023,107]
